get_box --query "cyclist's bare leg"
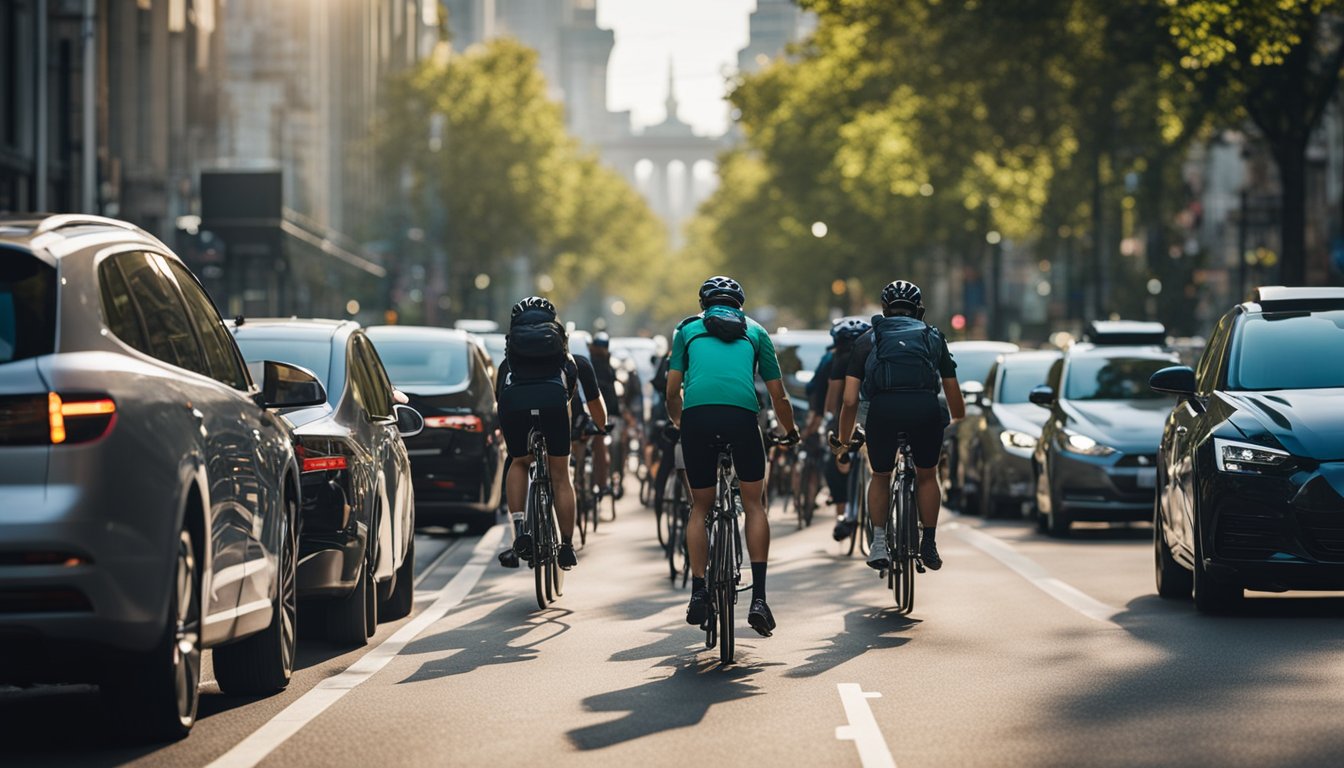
[739,478,769,561]
[548,454,577,539]
[687,487,715,577]
[593,439,610,488]
[868,470,892,528]
[506,456,532,516]
[916,466,941,527]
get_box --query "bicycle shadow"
[784,606,918,679]
[567,654,782,750]
[395,601,573,684]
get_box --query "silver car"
[0,215,325,740]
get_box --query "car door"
[1169,317,1231,559]
[350,333,407,582]
[166,259,288,629]
[105,251,253,638]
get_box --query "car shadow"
[567,654,782,751]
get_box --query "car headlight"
[1061,430,1115,457]
[1215,437,1291,474]
[1000,430,1037,450]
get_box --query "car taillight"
[424,414,483,432]
[303,455,348,472]
[0,393,116,446]
[299,439,353,473]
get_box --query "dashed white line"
[947,522,1121,626]
[836,683,896,768]
[206,524,505,768]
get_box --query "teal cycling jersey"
[669,306,782,412]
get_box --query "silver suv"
[0,215,325,740]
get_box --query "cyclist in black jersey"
[831,281,965,571]
[495,298,606,572]
[589,333,619,493]
[822,317,871,541]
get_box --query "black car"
[1150,286,1344,613]
[365,326,504,533]
[941,340,1020,501]
[953,350,1061,517]
[232,319,423,646]
[1030,322,1179,536]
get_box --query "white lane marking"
[206,525,505,768]
[413,537,462,588]
[835,683,896,768]
[947,522,1120,626]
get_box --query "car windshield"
[953,350,1006,386]
[1065,356,1172,400]
[775,336,830,381]
[234,338,333,390]
[1231,311,1344,391]
[0,251,57,364]
[997,358,1057,404]
[478,333,506,366]
[374,338,471,387]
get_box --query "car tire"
[381,537,415,621]
[1154,495,1192,599]
[214,493,297,694]
[326,557,373,646]
[103,526,201,742]
[1193,511,1241,614]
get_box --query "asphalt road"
[7,494,1344,767]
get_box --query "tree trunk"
[1274,141,1309,286]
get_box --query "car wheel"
[1193,509,1241,614]
[1154,493,1192,599]
[214,492,297,694]
[326,557,373,646]
[381,536,415,621]
[103,526,201,742]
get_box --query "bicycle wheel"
[892,475,915,615]
[857,461,873,557]
[703,523,718,650]
[530,483,548,611]
[716,518,735,665]
[801,459,818,527]
[900,471,917,611]
[666,494,685,582]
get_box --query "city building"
[737,0,816,75]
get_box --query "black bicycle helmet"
[698,275,745,309]
[511,295,556,320]
[881,280,923,316]
[831,316,871,346]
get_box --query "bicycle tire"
[901,468,917,611]
[666,498,684,582]
[858,461,872,557]
[531,482,548,611]
[717,517,736,664]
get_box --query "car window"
[1065,356,1174,401]
[234,337,333,393]
[167,261,248,390]
[359,336,396,418]
[98,254,149,353]
[1194,314,1231,395]
[374,337,471,388]
[952,350,1004,387]
[347,336,391,419]
[103,252,207,375]
[1,249,57,363]
[1230,310,1344,391]
[997,357,1058,404]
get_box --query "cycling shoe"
[748,599,776,637]
[558,544,577,570]
[686,588,710,626]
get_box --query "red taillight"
[424,414,483,432]
[50,393,117,445]
[302,455,348,473]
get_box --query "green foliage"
[377,39,674,328]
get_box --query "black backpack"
[506,309,568,380]
[862,316,942,397]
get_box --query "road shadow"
[396,601,573,683]
[785,607,917,678]
[567,654,782,751]
[1040,592,1344,766]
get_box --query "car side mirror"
[1149,365,1196,397]
[1028,385,1055,408]
[394,403,424,437]
[961,380,985,407]
[256,360,326,409]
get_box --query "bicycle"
[662,440,691,586]
[837,428,872,557]
[791,434,824,529]
[882,433,923,615]
[523,412,565,610]
[700,439,745,665]
[571,421,603,546]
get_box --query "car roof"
[228,318,357,342]
[948,340,1020,352]
[1244,285,1344,313]
[1066,343,1174,359]
[999,349,1061,365]
[0,213,172,265]
[364,325,472,343]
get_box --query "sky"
[597,0,756,137]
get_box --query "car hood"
[992,403,1049,434]
[1061,399,1170,453]
[1221,389,1344,461]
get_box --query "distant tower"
[737,0,814,74]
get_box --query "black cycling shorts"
[680,405,765,489]
[499,384,571,459]
[864,391,947,472]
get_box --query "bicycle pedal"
[915,562,926,574]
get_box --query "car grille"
[1215,508,1283,560]
[1298,513,1344,561]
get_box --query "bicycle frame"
[526,414,564,610]
[885,437,919,615]
[704,445,744,664]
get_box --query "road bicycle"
[700,439,746,665]
[837,428,872,557]
[663,440,691,586]
[883,433,922,615]
[524,413,565,610]
[790,434,824,529]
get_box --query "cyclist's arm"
[838,375,861,446]
[764,378,797,435]
[942,377,966,422]
[665,369,684,426]
[586,394,608,433]
[824,377,843,420]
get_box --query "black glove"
[780,429,800,447]
[828,431,846,456]
[602,423,614,435]
[662,424,681,444]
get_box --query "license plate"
[1136,468,1157,488]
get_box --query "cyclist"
[495,297,606,572]
[667,276,799,637]
[831,281,964,571]
[821,316,872,541]
[588,333,620,494]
